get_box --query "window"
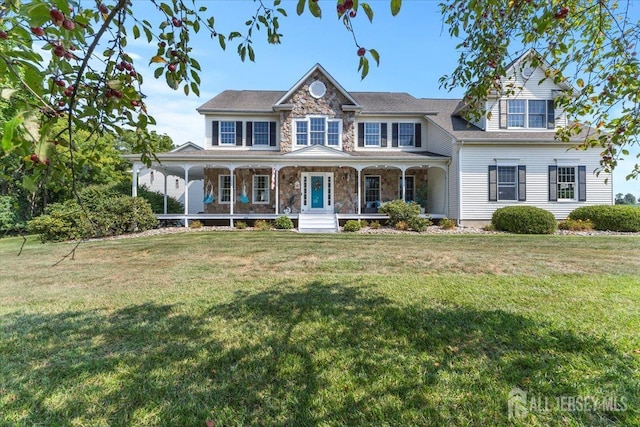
[398,123,415,147]
[398,176,415,202]
[498,166,517,200]
[557,166,576,200]
[365,176,381,205]
[253,122,270,146]
[364,123,380,146]
[489,165,526,202]
[501,100,555,129]
[548,165,586,202]
[253,175,269,204]
[219,175,233,203]
[220,121,236,145]
[294,117,342,147]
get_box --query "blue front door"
[311,176,324,209]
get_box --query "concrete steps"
[298,213,339,233]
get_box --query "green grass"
[0,232,638,426]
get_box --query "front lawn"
[0,233,638,426]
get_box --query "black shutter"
[381,123,387,147]
[499,100,507,129]
[488,165,497,202]
[547,100,555,129]
[578,165,587,201]
[415,123,422,148]
[392,123,399,147]
[212,121,219,146]
[548,165,557,201]
[518,165,526,201]
[246,122,253,147]
[235,121,243,146]
[269,121,277,147]
[358,123,364,147]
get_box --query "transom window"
[398,123,415,147]
[294,116,342,147]
[506,100,551,129]
[364,123,380,146]
[398,176,415,202]
[557,166,576,200]
[253,122,270,146]
[219,175,233,203]
[253,175,269,203]
[498,166,517,200]
[219,121,236,145]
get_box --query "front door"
[311,176,324,209]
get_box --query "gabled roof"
[283,144,351,157]
[505,48,572,91]
[170,141,203,152]
[273,63,361,109]
[197,90,285,113]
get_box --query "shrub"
[369,220,380,229]
[274,215,294,230]
[235,221,247,230]
[439,217,456,230]
[482,223,496,232]
[408,216,431,232]
[378,200,421,226]
[359,219,369,228]
[342,220,361,232]
[568,205,640,232]
[558,218,594,231]
[111,182,184,214]
[189,220,203,229]
[253,219,271,231]
[491,206,557,234]
[395,221,409,231]
[0,195,24,234]
[28,200,92,242]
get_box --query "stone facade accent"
[278,71,356,153]
[204,168,276,214]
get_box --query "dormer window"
[500,100,555,130]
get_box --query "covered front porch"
[128,152,450,227]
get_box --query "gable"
[283,144,352,157]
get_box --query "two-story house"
[126,50,612,231]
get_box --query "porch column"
[229,166,236,227]
[274,166,280,215]
[163,173,168,215]
[356,167,362,215]
[131,163,142,198]
[401,167,407,202]
[183,165,191,227]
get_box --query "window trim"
[293,115,342,148]
[219,121,237,145]
[252,175,270,204]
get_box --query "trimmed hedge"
[274,215,294,230]
[492,206,557,234]
[568,205,640,232]
[342,220,361,232]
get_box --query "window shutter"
[392,123,399,147]
[246,122,253,146]
[381,123,388,147]
[358,123,364,147]
[547,100,555,129]
[235,121,243,146]
[578,165,587,201]
[518,165,526,201]
[212,121,219,146]
[548,165,557,201]
[488,165,497,202]
[269,121,277,146]
[499,100,507,129]
[415,123,422,148]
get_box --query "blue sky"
[127,0,639,197]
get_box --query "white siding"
[426,120,454,156]
[203,114,279,149]
[459,144,612,222]
[486,66,568,131]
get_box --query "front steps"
[298,213,339,233]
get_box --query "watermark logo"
[508,387,628,419]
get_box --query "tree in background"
[615,193,638,205]
[0,0,638,204]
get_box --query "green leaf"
[23,2,51,27]
[22,175,36,193]
[296,0,305,16]
[2,116,22,152]
[191,81,200,96]
[360,57,370,79]
[248,45,255,62]
[154,67,164,79]
[229,31,242,40]
[308,0,322,18]
[277,8,287,17]
[390,0,402,16]
[159,2,173,16]
[218,33,226,50]
[369,48,380,66]
[132,25,140,39]
[361,2,374,22]
[183,84,189,96]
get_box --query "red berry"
[172,17,182,27]
[159,41,166,48]
[31,27,45,37]
[344,0,354,9]
[171,50,178,56]
[62,19,75,31]
[168,63,177,72]
[350,10,356,17]
[50,9,65,25]
[55,79,66,87]
[30,153,39,163]
[53,45,65,57]
[0,31,6,40]
[44,159,51,166]
[337,4,345,14]
[115,62,125,71]
[131,100,140,107]
[129,70,137,77]
[357,47,366,57]
[98,3,108,14]
[53,140,59,146]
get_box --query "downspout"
[457,139,463,226]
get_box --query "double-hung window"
[219,121,236,145]
[364,176,381,205]
[364,123,381,146]
[549,165,586,202]
[507,100,526,128]
[502,99,554,129]
[557,166,576,200]
[253,175,269,203]
[398,123,415,147]
[489,165,526,202]
[294,116,342,147]
[253,122,270,146]
[219,175,233,203]
[497,166,517,200]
